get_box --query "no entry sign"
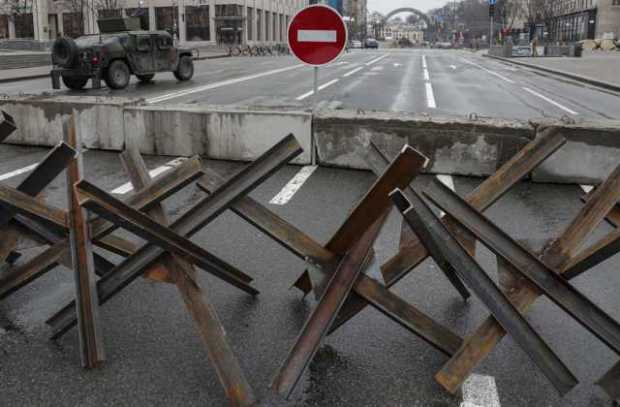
[288,5,348,66]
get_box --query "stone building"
[0,0,309,44]
[542,0,620,41]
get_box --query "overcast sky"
[367,0,447,14]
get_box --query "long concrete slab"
[1,95,619,183]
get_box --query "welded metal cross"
[46,134,302,341]
[420,164,620,396]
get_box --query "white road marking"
[450,64,457,70]
[460,374,501,407]
[296,79,340,101]
[0,162,39,181]
[365,55,388,66]
[371,66,384,72]
[270,166,318,205]
[425,82,437,109]
[297,30,337,43]
[581,185,593,193]
[436,175,455,217]
[111,157,187,194]
[393,63,402,67]
[437,175,455,191]
[462,59,515,84]
[422,55,428,69]
[343,66,364,77]
[146,64,304,104]
[522,87,578,115]
[424,68,430,81]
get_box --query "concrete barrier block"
[313,110,533,176]
[531,121,620,184]
[0,96,139,150]
[124,105,312,164]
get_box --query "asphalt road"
[3,49,620,121]
[0,144,618,407]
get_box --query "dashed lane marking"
[460,374,501,407]
[343,67,364,77]
[462,58,515,84]
[146,64,305,104]
[296,79,340,101]
[522,87,578,115]
[365,55,389,66]
[425,82,436,109]
[269,166,318,205]
[0,163,39,182]
[111,157,187,194]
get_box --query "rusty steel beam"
[120,148,256,407]
[0,110,16,143]
[197,171,335,268]
[544,165,620,271]
[64,114,105,369]
[0,142,75,228]
[563,228,620,280]
[434,164,620,393]
[75,180,258,295]
[0,241,69,300]
[381,128,566,285]
[424,179,620,354]
[293,145,430,297]
[48,134,301,339]
[365,142,470,300]
[199,168,462,357]
[272,212,387,399]
[597,361,620,401]
[0,184,68,233]
[391,189,578,395]
[328,130,566,335]
[352,273,463,356]
[0,156,203,298]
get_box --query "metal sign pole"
[490,16,494,49]
[313,66,319,109]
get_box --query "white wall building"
[0,0,309,44]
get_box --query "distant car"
[433,42,454,49]
[350,40,362,49]
[51,17,194,90]
[365,38,379,49]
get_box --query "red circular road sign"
[288,5,348,66]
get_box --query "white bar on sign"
[298,30,337,43]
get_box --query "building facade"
[537,0,620,41]
[0,0,309,44]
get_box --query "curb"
[484,54,620,93]
[0,55,230,83]
[0,72,49,84]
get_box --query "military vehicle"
[50,17,194,90]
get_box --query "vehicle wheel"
[52,38,78,68]
[231,46,241,57]
[104,60,131,89]
[62,76,89,90]
[251,46,258,56]
[136,74,155,83]
[174,55,194,81]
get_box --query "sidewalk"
[0,65,51,84]
[0,50,228,84]
[486,51,620,92]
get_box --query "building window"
[98,9,122,19]
[257,9,262,41]
[125,8,149,30]
[613,0,620,6]
[62,12,83,38]
[155,7,175,33]
[186,5,210,41]
[0,15,9,39]
[247,7,253,41]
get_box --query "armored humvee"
[50,17,194,90]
